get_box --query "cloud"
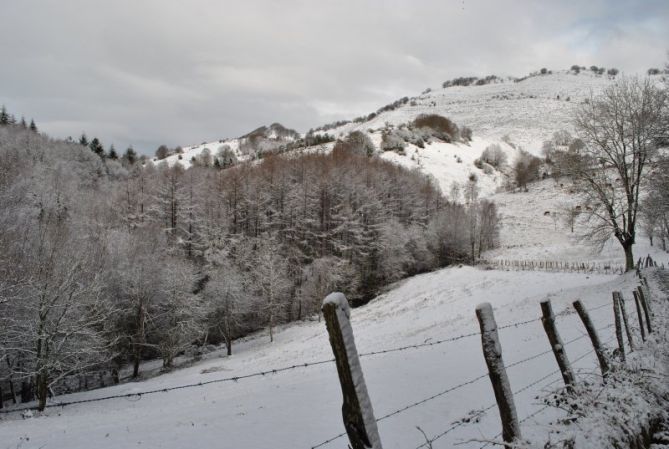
[0,0,667,154]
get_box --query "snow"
[2,264,658,449]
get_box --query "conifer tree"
[108,144,118,160]
[123,146,137,165]
[89,137,105,158]
[0,106,8,125]
[20,117,27,129]
[29,119,37,132]
[79,133,89,147]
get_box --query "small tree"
[513,150,541,191]
[155,145,170,160]
[0,106,8,125]
[29,119,37,133]
[123,146,137,165]
[89,138,105,158]
[108,144,118,160]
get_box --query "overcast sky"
[1,0,667,154]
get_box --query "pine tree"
[0,106,8,125]
[79,133,89,147]
[108,144,118,160]
[29,119,37,132]
[89,137,105,158]
[20,117,27,129]
[123,146,137,165]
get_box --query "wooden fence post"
[573,300,609,376]
[614,292,634,352]
[322,292,383,449]
[611,293,625,363]
[635,287,652,334]
[540,300,575,387]
[632,290,646,343]
[476,303,521,448]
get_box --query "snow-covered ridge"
[159,70,621,196]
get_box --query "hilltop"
[159,69,617,196]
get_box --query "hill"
[160,70,618,197]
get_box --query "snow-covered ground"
[485,178,669,267]
[1,264,661,449]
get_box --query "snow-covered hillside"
[154,70,621,197]
[328,71,613,154]
[484,178,669,266]
[0,265,657,449]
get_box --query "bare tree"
[563,77,668,271]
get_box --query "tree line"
[0,123,499,410]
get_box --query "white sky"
[1,0,667,154]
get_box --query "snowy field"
[486,178,669,266]
[0,264,659,449]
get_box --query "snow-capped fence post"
[322,292,383,449]
[540,300,575,387]
[611,293,625,363]
[635,287,652,334]
[614,292,634,352]
[633,290,647,343]
[475,303,521,448]
[573,300,609,376]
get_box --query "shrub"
[333,131,375,157]
[540,68,548,75]
[155,145,170,160]
[480,144,507,168]
[412,114,460,142]
[648,68,661,75]
[607,68,619,77]
[461,126,473,142]
[570,65,580,74]
[381,131,406,154]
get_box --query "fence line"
[0,314,566,415]
[480,258,625,275]
[311,318,614,449]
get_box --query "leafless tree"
[563,77,668,271]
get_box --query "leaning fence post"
[540,300,575,387]
[476,303,521,448]
[614,292,634,352]
[635,287,652,334]
[632,290,647,343]
[573,300,609,376]
[322,292,383,449]
[611,293,625,363]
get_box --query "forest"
[0,117,499,410]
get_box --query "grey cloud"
[0,0,667,154]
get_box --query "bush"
[514,150,542,191]
[480,144,507,168]
[381,131,406,154]
[333,131,375,157]
[461,126,473,142]
[607,68,619,77]
[570,65,581,74]
[155,145,170,160]
[412,114,460,142]
[648,68,661,75]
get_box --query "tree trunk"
[36,371,48,411]
[623,243,635,272]
[132,302,145,378]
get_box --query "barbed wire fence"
[313,268,661,449]
[1,267,661,449]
